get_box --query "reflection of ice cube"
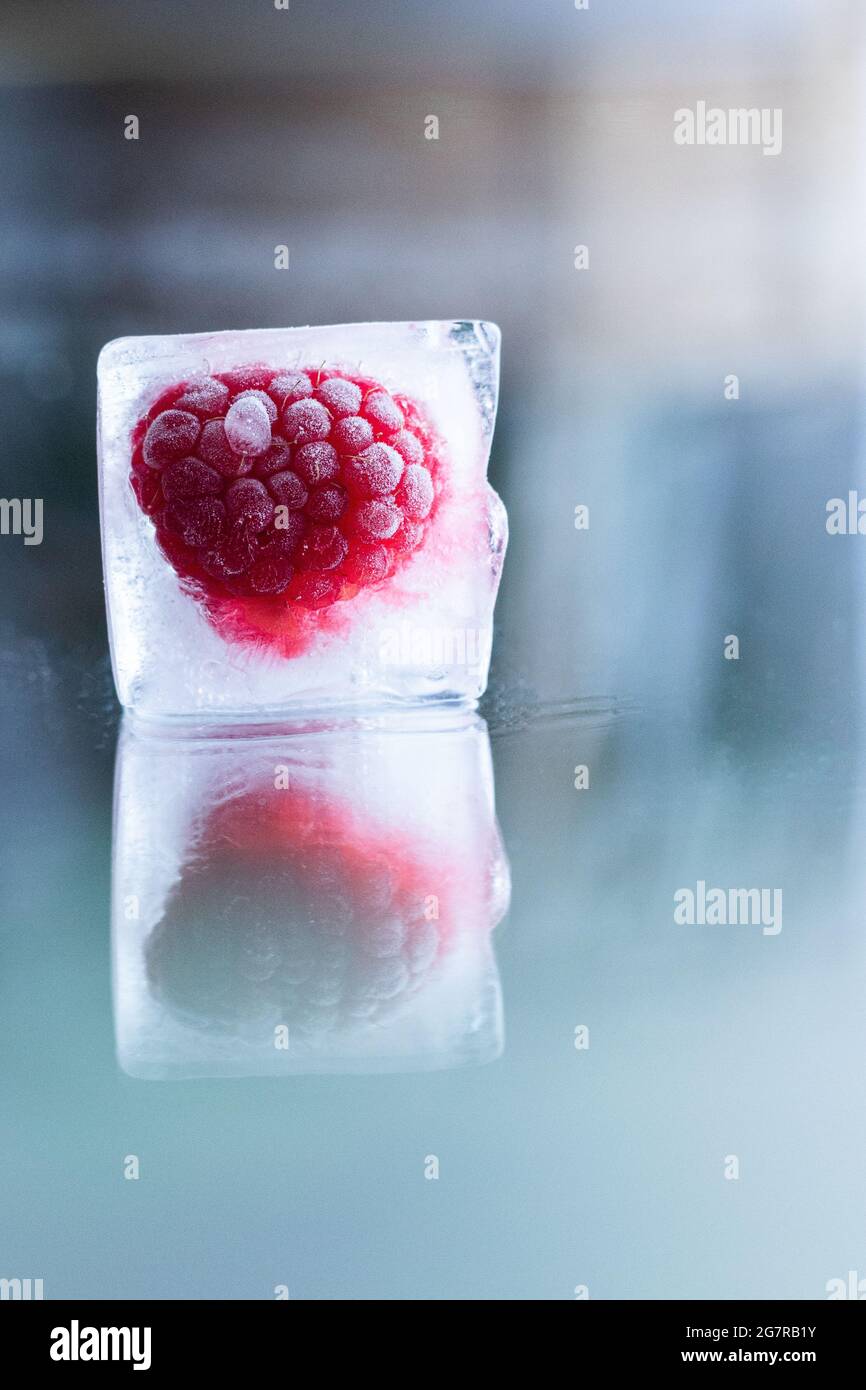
[112,709,510,1077]
[97,321,506,717]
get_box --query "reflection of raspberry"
[130,366,442,652]
[145,787,443,1041]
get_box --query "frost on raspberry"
[129,365,442,656]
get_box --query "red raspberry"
[130,365,441,654]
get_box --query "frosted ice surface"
[97,321,507,718]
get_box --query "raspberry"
[332,416,373,454]
[199,419,252,477]
[298,524,348,571]
[362,390,403,434]
[224,395,272,457]
[351,499,403,540]
[174,376,230,417]
[395,463,434,520]
[344,442,403,498]
[282,398,331,444]
[293,441,339,486]
[253,434,292,478]
[161,456,222,503]
[232,387,278,423]
[316,377,362,417]
[129,365,440,648]
[267,469,308,510]
[225,477,275,531]
[305,483,347,523]
[143,409,200,469]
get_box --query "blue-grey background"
[2,0,866,1298]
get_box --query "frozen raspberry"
[282,398,331,444]
[293,441,339,486]
[316,377,362,417]
[253,434,292,478]
[161,456,223,503]
[269,372,313,407]
[392,429,424,466]
[164,496,226,548]
[298,524,348,571]
[344,443,403,498]
[342,543,389,585]
[305,484,347,523]
[351,499,403,540]
[232,387,278,424]
[143,409,200,469]
[267,469,308,510]
[362,390,403,434]
[395,463,434,520]
[199,419,252,477]
[332,415,374,455]
[225,477,275,531]
[130,365,440,639]
[224,396,272,457]
[174,376,230,417]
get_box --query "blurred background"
[3,0,866,1300]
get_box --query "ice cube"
[111,709,510,1078]
[97,321,507,718]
